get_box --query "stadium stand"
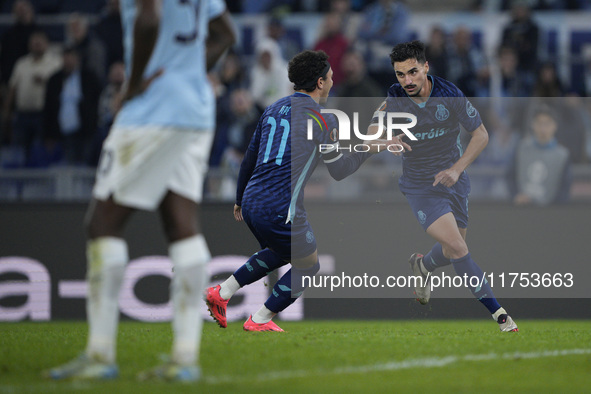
[0,2,590,203]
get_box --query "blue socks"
[451,253,501,314]
[423,243,452,272]
[233,251,321,314]
[265,262,320,313]
[233,249,287,287]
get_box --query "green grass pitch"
[1,320,590,393]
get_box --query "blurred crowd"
[227,0,591,12]
[0,0,122,168]
[1,0,591,205]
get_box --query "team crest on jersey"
[417,210,427,224]
[466,100,477,118]
[306,231,315,243]
[435,104,449,121]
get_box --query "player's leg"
[45,197,133,380]
[85,198,134,363]
[206,207,290,327]
[415,195,468,274]
[243,250,319,332]
[456,227,517,331]
[245,223,320,331]
[141,130,215,381]
[406,193,453,304]
[141,191,210,381]
[207,247,288,327]
[426,212,498,309]
[426,214,517,331]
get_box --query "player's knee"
[84,218,96,239]
[443,239,469,260]
[161,215,199,243]
[85,212,108,239]
[163,224,190,243]
[291,251,318,269]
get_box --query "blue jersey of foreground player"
[115,0,226,130]
[377,74,482,196]
[237,92,368,226]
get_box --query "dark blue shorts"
[404,191,469,231]
[242,208,317,261]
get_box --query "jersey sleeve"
[369,98,389,135]
[236,117,262,205]
[454,92,482,133]
[312,112,341,162]
[208,0,226,20]
[315,112,371,180]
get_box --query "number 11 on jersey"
[263,116,290,165]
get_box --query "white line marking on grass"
[204,348,591,384]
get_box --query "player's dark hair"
[389,40,427,65]
[288,50,330,92]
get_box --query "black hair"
[389,40,427,65]
[288,50,330,92]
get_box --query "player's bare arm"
[433,123,489,187]
[206,11,236,71]
[120,0,163,104]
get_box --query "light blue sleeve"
[208,0,226,20]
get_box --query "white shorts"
[92,125,213,211]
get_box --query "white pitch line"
[204,348,591,385]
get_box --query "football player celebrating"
[369,40,518,332]
[205,50,391,331]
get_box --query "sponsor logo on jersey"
[413,127,450,140]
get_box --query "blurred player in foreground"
[205,50,395,331]
[369,41,518,332]
[46,0,235,381]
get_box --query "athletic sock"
[423,242,452,272]
[219,275,240,300]
[169,234,210,366]
[492,307,508,322]
[263,262,320,316]
[451,253,501,314]
[85,237,128,364]
[252,305,276,324]
[231,249,287,290]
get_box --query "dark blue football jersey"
[372,74,482,195]
[238,92,342,225]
